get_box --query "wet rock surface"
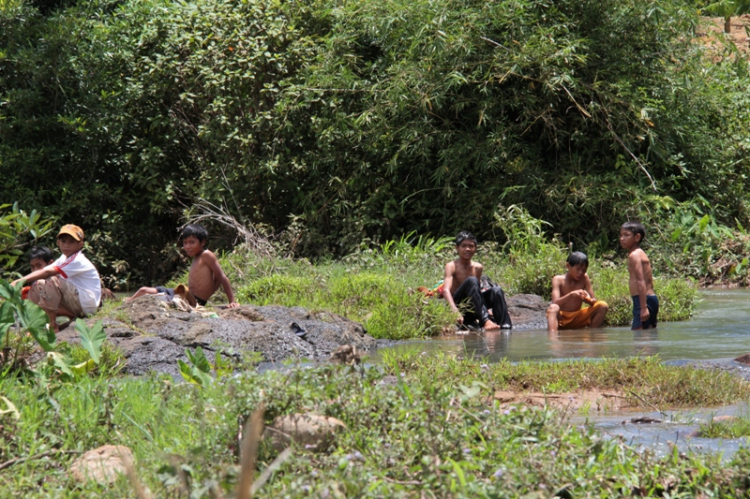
[58,295,376,376]
[506,293,548,330]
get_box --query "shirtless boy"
[620,221,658,329]
[546,252,608,332]
[127,224,239,308]
[443,231,511,331]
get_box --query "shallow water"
[378,289,750,458]
[379,289,750,363]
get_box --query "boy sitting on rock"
[127,224,239,308]
[546,251,608,332]
[443,231,512,331]
[12,225,102,332]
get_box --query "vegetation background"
[2,0,750,287]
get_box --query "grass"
[698,415,750,438]
[1,356,750,497]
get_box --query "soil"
[697,15,750,56]
[492,388,632,412]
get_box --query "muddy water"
[380,289,750,362]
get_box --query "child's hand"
[227,301,240,309]
[456,314,464,326]
[640,308,650,322]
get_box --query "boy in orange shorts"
[546,252,608,332]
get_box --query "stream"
[379,289,750,459]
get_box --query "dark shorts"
[155,286,207,306]
[632,295,659,329]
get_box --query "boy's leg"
[125,287,160,302]
[482,286,512,328]
[546,304,560,332]
[589,300,609,328]
[452,276,489,327]
[28,277,84,333]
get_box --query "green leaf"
[698,214,710,233]
[47,352,75,378]
[178,360,202,385]
[187,347,211,374]
[0,396,20,420]
[71,359,96,376]
[76,319,106,364]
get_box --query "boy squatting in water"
[443,231,512,330]
[546,251,609,332]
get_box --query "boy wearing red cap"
[12,224,102,332]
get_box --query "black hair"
[27,246,55,264]
[182,224,208,242]
[621,221,646,243]
[455,230,477,246]
[566,251,589,268]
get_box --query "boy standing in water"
[546,252,609,332]
[620,221,658,329]
[443,231,511,331]
[127,224,239,308]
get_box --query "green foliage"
[698,415,750,438]
[239,270,455,339]
[0,203,54,275]
[74,318,106,364]
[2,358,750,497]
[178,347,232,386]
[0,279,53,354]
[2,0,750,283]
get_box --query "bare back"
[627,248,655,296]
[188,250,221,301]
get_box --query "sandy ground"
[697,15,750,55]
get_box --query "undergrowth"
[2,357,750,497]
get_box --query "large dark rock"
[506,294,548,330]
[59,295,376,376]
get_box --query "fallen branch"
[0,449,82,472]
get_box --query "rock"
[264,413,346,452]
[712,415,738,423]
[69,445,134,484]
[735,353,750,365]
[506,294,548,329]
[77,295,376,376]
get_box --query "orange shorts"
[558,300,608,330]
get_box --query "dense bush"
[2,0,749,283]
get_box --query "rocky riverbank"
[56,293,549,376]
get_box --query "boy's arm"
[629,251,649,322]
[203,251,240,308]
[11,267,59,287]
[551,276,588,307]
[442,262,463,324]
[583,276,597,303]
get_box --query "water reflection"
[379,290,750,363]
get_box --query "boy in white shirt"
[12,224,102,332]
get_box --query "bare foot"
[483,320,501,331]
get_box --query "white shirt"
[45,251,102,314]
